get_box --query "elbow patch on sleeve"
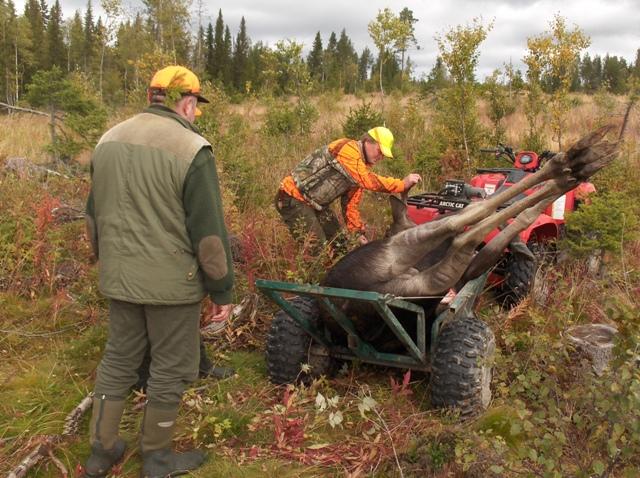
[198,235,229,280]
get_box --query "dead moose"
[262,125,619,417]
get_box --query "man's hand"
[203,302,234,326]
[402,173,422,191]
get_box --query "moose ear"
[388,194,415,235]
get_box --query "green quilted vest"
[91,112,210,304]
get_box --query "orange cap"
[149,65,209,115]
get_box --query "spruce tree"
[336,29,357,92]
[324,31,337,87]
[211,9,224,80]
[358,47,372,83]
[222,25,232,86]
[24,0,46,72]
[307,31,323,82]
[83,0,95,72]
[68,11,85,71]
[205,22,214,80]
[232,17,249,92]
[45,0,65,69]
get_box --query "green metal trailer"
[257,271,495,417]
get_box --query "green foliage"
[483,69,517,144]
[26,66,107,160]
[263,100,318,136]
[341,101,384,139]
[433,17,492,169]
[368,7,410,97]
[525,14,590,149]
[563,191,639,258]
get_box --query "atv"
[406,144,595,306]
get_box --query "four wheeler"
[258,271,495,418]
[406,144,595,306]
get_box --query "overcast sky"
[15,0,640,78]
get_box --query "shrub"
[563,191,639,258]
[341,101,384,139]
[263,100,318,136]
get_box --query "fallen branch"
[63,393,94,436]
[6,393,93,478]
[6,439,53,478]
[0,101,64,120]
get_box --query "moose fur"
[324,125,619,298]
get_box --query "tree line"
[0,0,420,105]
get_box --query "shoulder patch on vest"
[99,113,210,164]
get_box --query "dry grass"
[0,114,51,164]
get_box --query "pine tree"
[336,29,356,91]
[0,0,18,101]
[602,54,628,94]
[358,47,372,83]
[205,22,214,80]
[307,31,323,82]
[396,7,418,81]
[211,9,224,81]
[39,0,48,25]
[232,16,249,92]
[24,0,46,73]
[222,25,232,86]
[68,11,84,71]
[324,31,337,87]
[83,0,95,72]
[45,0,65,68]
[246,41,266,91]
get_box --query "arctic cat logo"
[439,201,465,209]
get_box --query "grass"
[1,91,639,476]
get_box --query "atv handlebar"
[480,143,516,163]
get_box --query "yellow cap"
[367,126,394,158]
[149,65,209,115]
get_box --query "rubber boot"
[84,395,126,478]
[140,404,205,478]
[198,340,235,379]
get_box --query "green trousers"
[94,299,200,407]
[274,190,342,244]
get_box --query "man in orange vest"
[276,126,421,246]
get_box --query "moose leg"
[459,196,556,284]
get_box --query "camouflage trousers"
[275,189,342,245]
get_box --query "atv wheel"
[266,296,334,384]
[430,316,495,418]
[497,253,536,308]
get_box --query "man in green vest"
[82,65,234,478]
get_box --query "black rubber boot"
[140,404,206,478]
[141,448,206,478]
[84,439,127,478]
[84,396,127,477]
[199,364,236,379]
[198,338,235,379]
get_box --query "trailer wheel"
[497,253,536,308]
[430,316,495,418]
[266,296,334,384]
